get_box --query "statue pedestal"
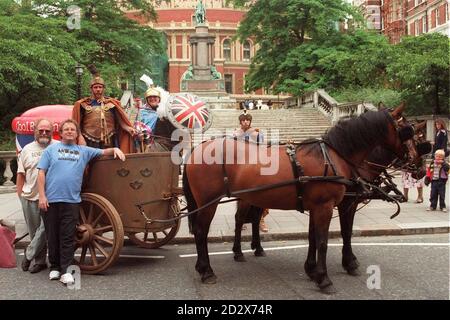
[181,79,226,96]
[181,23,226,95]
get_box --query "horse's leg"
[250,207,265,257]
[312,204,336,294]
[193,203,219,284]
[338,198,361,276]
[233,201,247,262]
[304,215,317,280]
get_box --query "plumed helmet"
[90,76,105,87]
[145,87,161,98]
[88,64,105,87]
[239,110,252,122]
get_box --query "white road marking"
[179,242,450,258]
[102,254,165,259]
[17,252,165,259]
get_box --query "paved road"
[1,234,448,301]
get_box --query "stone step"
[192,107,333,145]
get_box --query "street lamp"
[75,63,83,100]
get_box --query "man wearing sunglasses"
[16,118,56,274]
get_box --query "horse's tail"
[183,165,197,234]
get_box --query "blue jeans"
[429,179,447,209]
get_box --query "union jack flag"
[168,93,212,132]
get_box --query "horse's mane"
[323,111,391,158]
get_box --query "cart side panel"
[83,152,179,232]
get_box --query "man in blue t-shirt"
[37,119,125,285]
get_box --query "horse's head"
[409,121,432,179]
[385,102,419,167]
[413,121,433,157]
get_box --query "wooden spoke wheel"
[127,219,180,249]
[74,193,124,274]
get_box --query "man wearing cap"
[72,69,135,153]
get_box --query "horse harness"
[220,137,356,213]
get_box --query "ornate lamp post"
[75,63,83,100]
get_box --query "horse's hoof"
[346,268,361,276]
[343,258,360,275]
[201,273,217,284]
[319,284,337,295]
[234,254,246,262]
[318,277,335,294]
[254,250,266,257]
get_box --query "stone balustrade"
[313,89,377,124]
[0,151,16,187]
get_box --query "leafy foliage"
[331,87,402,109]
[232,0,360,94]
[387,33,450,115]
[0,0,164,137]
[232,0,449,116]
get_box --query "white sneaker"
[60,273,75,285]
[49,270,61,280]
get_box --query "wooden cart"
[74,152,181,274]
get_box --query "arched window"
[223,39,231,61]
[243,40,251,61]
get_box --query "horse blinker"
[398,126,414,142]
[417,142,432,156]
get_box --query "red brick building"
[381,0,449,43]
[127,0,260,95]
[381,0,408,43]
[406,0,449,36]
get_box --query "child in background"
[424,149,449,212]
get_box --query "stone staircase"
[192,107,332,145]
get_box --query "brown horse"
[182,105,419,293]
[232,121,431,271]
[338,120,431,276]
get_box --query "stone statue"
[195,0,206,25]
[182,65,194,80]
[210,65,221,80]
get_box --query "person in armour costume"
[72,65,135,153]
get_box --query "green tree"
[0,0,164,131]
[32,0,164,94]
[231,0,362,95]
[388,33,450,115]
[0,1,88,128]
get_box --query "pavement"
[0,176,449,248]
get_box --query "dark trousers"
[42,202,79,274]
[430,180,447,209]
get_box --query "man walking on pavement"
[16,118,56,273]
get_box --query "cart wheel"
[127,219,180,249]
[74,193,124,274]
